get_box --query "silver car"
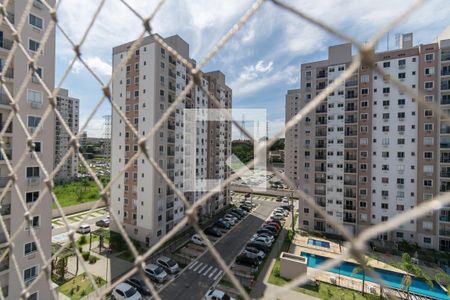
[144,263,168,283]
[156,256,180,275]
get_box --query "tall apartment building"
[286,30,450,251]
[0,0,55,299]
[55,88,79,182]
[111,34,232,247]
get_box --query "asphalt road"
[52,212,108,236]
[158,199,279,300]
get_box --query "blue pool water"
[307,239,330,248]
[301,252,449,299]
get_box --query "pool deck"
[290,235,407,274]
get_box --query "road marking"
[188,261,199,270]
[208,268,218,278]
[198,264,207,274]
[213,270,223,281]
[203,266,213,276]
[193,262,203,272]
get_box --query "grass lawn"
[268,259,382,300]
[58,273,106,300]
[53,180,100,208]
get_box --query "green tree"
[400,253,433,299]
[435,272,450,296]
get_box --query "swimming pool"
[301,252,449,299]
[307,239,330,248]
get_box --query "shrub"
[79,236,87,245]
[82,252,90,261]
[88,255,98,264]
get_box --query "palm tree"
[352,256,371,295]
[400,253,433,299]
[435,272,450,297]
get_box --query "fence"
[0,0,445,300]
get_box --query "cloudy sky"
[54,0,449,138]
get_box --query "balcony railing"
[439,229,450,237]
[315,144,326,149]
[345,106,357,112]
[345,117,357,124]
[345,142,357,148]
[344,217,356,223]
[315,166,326,172]
[345,93,358,99]
[345,130,357,136]
[166,201,174,209]
[442,83,450,91]
[315,155,326,160]
[344,179,356,185]
[345,155,357,161]
[314,178,326,184]
[317,201,326,207]
[344,192,356,198]
[314,190,326,196]
[441,172,450,178]
[440,215,450,222]
[344,205,356,210]
[442,53,450,62]
[316,72,327,78]
[167,123,175,130]
[344,168,356,173]
[345,80,358,87]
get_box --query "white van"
[76,224,91,234]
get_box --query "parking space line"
[208,268,218,278]
[213,270,222,281]
[198,265,207,274]
[193,262,203,272]
[203,266,213,276]
[188,261,199,270]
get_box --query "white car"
[144,263,168,283]
[112,283,142,300]
[204,288,236,300]
[223,216,236,225]
[274,208,288,216]
[191,234,205,246]
[76,224,91,234]
[272,212,285,219]
[243,247,265,260]
[252,233,274,243]
[251,236,272,247]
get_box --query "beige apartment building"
[111,34,232,247]
[0,0,55,299]
[55,88,79,182]
[286,30,450,251]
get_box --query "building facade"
[287,31,450,251]
[0,0,55,299]
[55,88,79,182]
[111,34,232,247]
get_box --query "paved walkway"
[250,213,319,299]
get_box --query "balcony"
[344,179,356,185]
[315,143,326,149]
[345,142,357,148]
[0,39,13,51]
[345,93,358,99]
[345,106,357,112]
[344,216,356,223]
[166,201,174,209]
[316,72,327,79]
[315,154,326,160]
[167,137,175,143]
[344,205,356,210]
[316,201,326,207]
[442,96,450,105]
[314,189,326,196]
[345,154,357,161]
[315,107,327,113]
[441,156,450,163]
[440,229,450,237]
[344,167,356,173]
[440,215,450,222]
[345,116,357,124]
[315,166,326,172]
[441,172,450,178]
[345,130,357,137]
[442,53,450,62]
[345,80,358,87]
[314,178,326,184]
[344,191,356,198]
[442,82,450,91]
[167,163,174,170]
[167,123,175,130]
[316,129,327,137]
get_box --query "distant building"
[286,30,450,251]
[55,88,79,182]
[269,150,285,163]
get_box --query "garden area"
[58,273,106,300]
[53,178,100,208]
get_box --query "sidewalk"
[250,213,318,299]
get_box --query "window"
[424,109,433,117]
[424,82,434,90]
[381,203,389,209]
[27,116,41,128]
[28,39,40,52]
[425,53,434,61]
[398,59,406,67]
[361,88,368,95]
[398,99,406,105]
[26,167,39,178]
[424,137,434,145]
[424,180,433,187]
[26,191,39,204]
[360,75,369,83]
[382,87,390,94]
[29,14,43,29]
[424,152,433,159]
[423,237,431,244]
[425,67,434,75]
[27,89,43,105]
[383,62,390,68]
[424,123,433,131]
[24,242,37,255]
[398,72,406,79]
[30,141,41,152]
[24,265,38,283]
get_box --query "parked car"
[205,227,222,237]
[112,283,142,300]
[253,232,275,243]
[245,193,251,198]
[241,250,262,262]
[244,246,265,260]
[235,253,259,267]
[263,224,280,234]
[223,215,236,225]
[191,234,205,246]
[96,218,110,227]
[76,224,91,234]
[256,228,276,237]
[230,208,246,217]
[156,256,180,275]
[268,219,282,227]
[280,204,292,211]
[228,211,243,220]
[272,212,285,219]
[265,222,281,231]
[271,215,284,221]
[125,278,151,296]
[144,263,168,283]
[204,288,236,300]
[247,241,270,253]
[239,205,251,212]
[276,196,282,202]
[274,208,288,216]
[214,219,231,230]
[225,214,238,222]
[250,236,272,247]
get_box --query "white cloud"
[72,56,111,77]
[238,60,274,81]
[231,65,298,97]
